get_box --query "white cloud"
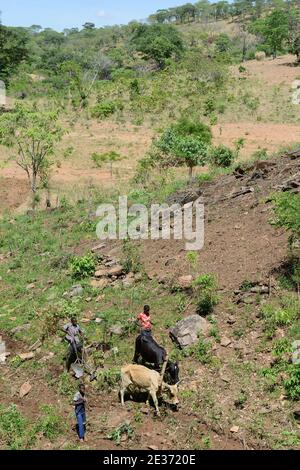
[96,10,107,18]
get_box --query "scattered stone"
[91,243,106,253]
[141,407,149,415]
[81,318,91,324]
[26,283,35,290]
[109,325,123,336]
[166,188,202,206]
[230,426,240,433]
[230,187,254,199]
[95,295,105,303]
[107,265,124,277]
[221,337,232,348]
[95,318,103,324]
[134,273,144,282]
[11,324,31,335]
[122,273,135,287]
[19,352,35,361]
[19,382,32,399]
[293,410,300,422]
[63,285,83,298]
[85,297,92,303]
[90,279,109,290]
[169,315,210,349]
[292,340,300,365]
[177,275,193,290]
[250,285,269,294]
[0,338,7,364]
[227,316,236,325]
[94,269,108,279]
[41,352,54,362]
[148,445,159,451]
[29,340,42,351]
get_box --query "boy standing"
[73,384,87,443]
[137,305,152,337]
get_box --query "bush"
[189,336,212,364]
[70,254,96,279]
[193,274,219,316]
[284,365,300,401]
[91,101,116,119]
[35,405,65,441]
[96,368,121,391]
[0,405,28,450]
[210,145,235,168]
[121,239,142,274]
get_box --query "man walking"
[63,317,84,371]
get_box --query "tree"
[83,22,95,30]
[130,24,184,69]
[287,9,300,63]
[0,25,29,84]
[250,9,289,58]
[154,118,212,180]
[0,104,64,208]
[91,151,123,178]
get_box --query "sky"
[0,0,186,31]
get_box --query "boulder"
[63,285,83,298]
[19,352,35,361]
[94,269,108,279]
[11,324,31,335]
[122,273,135,287]
[108,265,124,277]
[91,279,109,290]
[109,325,123,336]
[169,315,210,349]
[19,382,32,399]
[177,275,193,290]
[292,340,300,365]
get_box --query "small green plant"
[210,145,235,168]
[58,372,76,397]
[272,338,292,357]
[284,365,300,401]
[189,336,212,364]
[0,405,29,450]
[70,253,96,279]
[96,368,121,391]
[91,101,116,119]
[121,239,142,274]
[193,274,218,316]
[108,422,135,445]
[35,405,64,441]
[234,390,248,409]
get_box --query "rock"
[95,295,105,303]
[91,243,106,253]
[26,283,35,290]
[148,445,159,451]
[81,318,91,324]
[177,275,193,290]
[292,340,300,364]
[90,279,109,289]
[85,297,92,303]
[141,407,149,415]
[94,269,108,279]
[169,315,210,349]
[227,316,236,325]
[11,324,31,335]
[29,340,42,351]
[230,426,240,433]
[122,273,135,287]
[109,325,123,336]
[108,265,124,277]
[230,187,254,199]
[95,318,103,324]
[19,352,35,361]
[221,337,232,348]
[0,338,7,364]
[63,285,83,298]
[134,273,144,282]
[41,352,54,362]
[19,382,32,398]
[250,285,269,294]
[293,410,300,422]
[166,188,202,206]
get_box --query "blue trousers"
[76,410,86,440]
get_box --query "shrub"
[284,365,300,401]
[210,145,235,168]
[0,405,28,450]
[91,101,116,119]
[108,422,135,445]
[190,336,212,364]
[35,405,65,441]
[121,239,142,274]
[96,368,121,391]
[193,274,219,316]
[70,254,96,279]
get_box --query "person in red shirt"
[137,305,152,337]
